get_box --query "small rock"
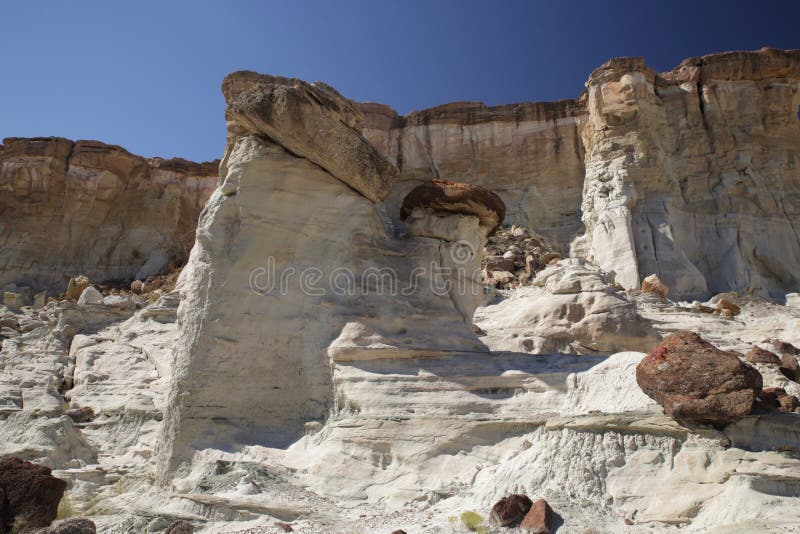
[508,245,524,255]
[520,498,555,533]
[34,290,48,309]
[490,494,533,526]
[692,301,715,313]
[77,286,103,306]
[641,273,669,301]
[715,298,741,317]
[471,323,486,336]
[779,354,800,382]
[773,340,800,356]
[745,346,781,366]
[0,457,67,533]
[502,250,515,259]
[64,406,95,424]
[759,387,800,413]
[165,520,194,534]
[66,276,90,301]
[489,270,515,286]
[485,255,516,272]
[512,226,526,237]
[36,518,97,533]
[276,523,294,532]
[389,531,406,534]
[130,280,144,294]
[636,331,763,426]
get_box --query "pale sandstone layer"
[580,48,800,298]
[0,137,219,293]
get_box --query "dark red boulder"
[636,331,763,426]
[0,457,66,533]
[490,494,533,526]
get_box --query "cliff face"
[580,48,800,298]
[359,99,588,252]
[0,137,218,292]
[362,47,800,298]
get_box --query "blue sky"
[1,1,797,161]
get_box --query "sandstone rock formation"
[157,72,498,475]
[1,48,800,534]
[475,259,659,354]
[636,331,763,425]
[0,138,218,294]
[579,48,800,298]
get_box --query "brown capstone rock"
[520,498,555,533]
[0,457,67,533]
[636,331,763,426]
[401,179,506,232]
[490,494,533,527]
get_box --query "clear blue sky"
[1,1,797,162]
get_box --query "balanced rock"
[520,498,555,533]
[0,457,66,533]
[490,494,533,526]
[641,273,669,301]
[636,331,763,425]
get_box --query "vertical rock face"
[358,100,588,252]
[0,137,218,292]
[158,73,496,475]
[580,48,800,297]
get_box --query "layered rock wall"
[580,48,800,298]
[359,100,588,251]
[0,137,218,292]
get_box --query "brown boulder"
[759,387,800,413]
[164,520,194,534]
[64,406,94,424]
[34,518,97,533]
[520,498,555,533]
[490,494,533,527]
[715,298,741,317]
[745,346,781,366]
[773,340,800,356]
[779,354,800,382]
[0,457,66,533]
[636,331,763,425]
[401,179,506,232]
[641,274,669,301]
